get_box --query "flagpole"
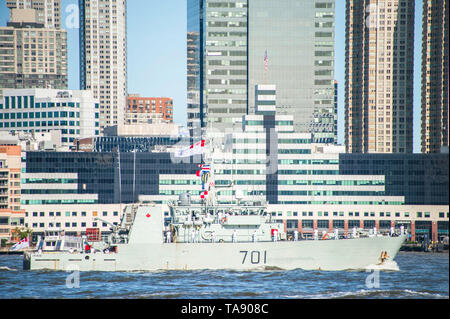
[264,49,268,84]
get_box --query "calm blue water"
[0,252,448,299]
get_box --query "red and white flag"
[200,190,208,199]
[175,140,205,157]
[10,237,29,251]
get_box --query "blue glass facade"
[339,153,449,205]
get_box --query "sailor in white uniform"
[373,226,377,236]
[232,230,237,243]
[400,225,405,235]
[334,228,339,240]
[352,226,357,238]
[211,230,216,243]
[252,230,257,243]
[166,230,171,243]
[294,230,298,241]
[313,229,319,240]
[390,226,395,236]
[195,229,200,243]
[273,229,278,242]
[191,228,195,243]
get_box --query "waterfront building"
[187,0,336,143]
[23,203,122,241]
[0,21,68,99]
[79,0,127,131]
[5,0,61,29]
[345,0,415,153]
[267,203,448,244]
[0,143,25,240]
[0,89,100,148]
[421,0,449,153]
[24,151,198,204]
[126,94,173,124]
[339,153,449,205]
[20,172,99,206]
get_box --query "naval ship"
[23,193,406,271]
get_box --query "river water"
[0,252,448,299]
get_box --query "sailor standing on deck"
[232,229,237,243]
[400,225,404,235]
[352,226,357,239]
[273,229,278,242]
[334,228,339,240]
[390,226,394,236]
[166,229,171,243]
[211,230,216,243]
[314,229,318,240]
[294,230,298,241]
[195,229,200,243]
[373,226,377,236]
[191,228,195,243]
[252,230,257,243]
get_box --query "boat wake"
[0,266,17,271]
[364,260,400,271]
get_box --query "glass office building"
[187,0,248,136]
[248,0,335,142]
[187,0,336,143]
[24,151,198,204]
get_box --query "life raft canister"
[322,233,330,240]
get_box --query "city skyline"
[0,0,425,152]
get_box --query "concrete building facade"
[0,144,25,240]
[79,0,127,131]
[0,89,100,148]
[126,95,173,124]
[345,0,415,153]
[0,23,68,99]
[421,0,449,153]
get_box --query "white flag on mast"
[10,237,29,251]
[174,140,205,157]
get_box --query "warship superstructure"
[23,194,406,271]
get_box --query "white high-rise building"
[79,0,127,132]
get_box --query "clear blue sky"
[0,0,423,152]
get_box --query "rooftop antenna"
[264,49,268,84]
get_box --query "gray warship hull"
[24,204,406,271]
[24,236,405,271]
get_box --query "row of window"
[28,221,115,229]
[0,121,98,129]
[1,98,83,110]
[21,199,97,205]
[26,211,119,217]
[0,111,88,119]
[270,211,448,219]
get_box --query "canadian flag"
[10,237,30,251]
[174,140,205,158]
